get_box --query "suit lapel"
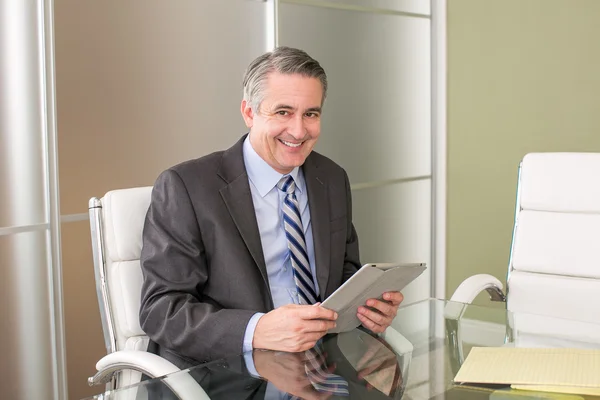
[303,155,331,300]
[218,136,272,307]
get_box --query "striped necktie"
[277,175,318,305]
[278,176,350,398]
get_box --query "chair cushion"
[507,270,600,324]
[511,313,600,349]
[520,153,600,213]
[103,187,152,262]
[109,260,145,341]
[512,210,600,278]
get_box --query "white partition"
[54,1,270,398]
[55,0,269,214]
[279,0,433,303]
[352,181,432,303]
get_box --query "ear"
[240,100,254,128]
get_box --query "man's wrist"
[243,313,265,353]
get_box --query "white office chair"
[88,187,210,399]
[448,153,600,356]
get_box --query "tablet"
[321,262,426,333]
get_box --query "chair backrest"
[507,153,600,324]
[89,186,153,387]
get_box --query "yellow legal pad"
[454,347,600,395]
[513,385,600,396]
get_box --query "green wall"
[447,0,600,300]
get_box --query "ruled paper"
[454,347,600,388]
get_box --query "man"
[139,47,404,370]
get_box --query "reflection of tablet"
[321,263,426,333]
[336,330,404,397]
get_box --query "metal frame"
[505,161,524,299]
[88,197,119,390]
[41,1,68,397]
[503,161,524,342]
[431,0,447,302]
[89,197,117,354]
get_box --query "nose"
[288,114,306,139]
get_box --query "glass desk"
[83,299,600,399]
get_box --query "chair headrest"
[521,153,600,213]
[103,186,152,262]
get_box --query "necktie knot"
[277,175,296,195]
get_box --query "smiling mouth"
[279,139,303,148]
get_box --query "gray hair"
[242,46,328,111]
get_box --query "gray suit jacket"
[139,135,361,367]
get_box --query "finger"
[298,305,338,321]
[357,354,393,379]
[327,362,337,374]
[382,291,404,306]
[304,352,328,372]
[358,363,381,380]
[300,319,336,333]
[313,351,328,366]
[357,312,386,334]
[356,341,383,370]
[358,356,396,379]
[358,305,393,327]
[365,368,397,394]
[365,298,397,318]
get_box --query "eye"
[305,112,320,118]
[276,110,289,116]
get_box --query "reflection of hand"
[357,291,404,333]
[254,304,337,352]
[355,335,402,395]
[254,351,333,400]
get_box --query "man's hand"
[253,304,337,352]
[254,351,333,400]
[355,335,401,395]
[356,291,404,334]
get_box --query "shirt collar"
[243,136,304,198]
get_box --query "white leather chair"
[449,153,600,352]
[88,187,210,399]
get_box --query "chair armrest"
[380,327,414,373]
[89,350,211,400]
[380,327,414,355]
[450,274,506,304]
[90,350,180,385]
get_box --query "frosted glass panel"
[352,179,431,303]
[0,0,47,228]
[0,231,53,399]
[283,0,430,15]
[280,3,431,184]
[55,0,268,214]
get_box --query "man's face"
[241,72,323,174]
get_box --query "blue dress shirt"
[241,136,320,353]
